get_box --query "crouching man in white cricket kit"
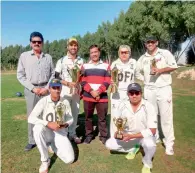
[28,78,74,173]
[106,83,157,173]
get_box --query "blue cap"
[49,78,62,87]
[127,83,142,92]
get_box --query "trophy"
[113,117,127,140]
[55,102,66,126]
[150,58,157,75]
[111,65,119,93]
[68,64,81,94]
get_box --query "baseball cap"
[127,83,142,92]
[49,78,62,87]
[145,36,158,43]
[67,37,78,45]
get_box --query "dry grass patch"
[177,68,195,80]
[13,114,27,121]
[1,98,25,101]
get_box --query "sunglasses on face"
[146,41,156,44]
[120,51,129,54]
[129,91,141,96]
[31,41,42,44]
[51,86,61,90]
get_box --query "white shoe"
[39,158,50,173]
[165,147,174,155]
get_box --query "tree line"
[1,1,195,70]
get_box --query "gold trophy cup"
[55,102,66,126]
[150,59,157,75]
[113,117,127,140]
[68,65,81,94]
[111,65,119,93]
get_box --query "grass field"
[1,67,195,173]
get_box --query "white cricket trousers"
[110,90,128,137]
[106,137,156,168]
[144,85,175,148]
[61,88,80,138]
[33,124,74,163]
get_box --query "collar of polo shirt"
[145,47,160,57]
[88,59,103,64]
[30,50,45,57]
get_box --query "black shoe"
[84,137,92,144]
[100,138,107,145]
[24,143,36,151]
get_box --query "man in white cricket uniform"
[136,36,178,155]
[110,45,143,137]
[28,78,74,173]
[55,38,84,144]
[106,83,157,173]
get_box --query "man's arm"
[122,128,156,141]
[28,98,48,126]
[97,64,111,94]
[17,53,34,91]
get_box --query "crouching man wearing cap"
[28,79,74,173]
[105,83,157,173]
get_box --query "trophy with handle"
[150,58,157,75]
[55,102,66,126]
[68,64,81,94]
[111,65,119,93]
[113,117,127,140]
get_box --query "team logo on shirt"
[130,63,134,69]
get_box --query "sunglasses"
[129,91,140,96]
[31,41,42,44]
[146,41,156,44]
[120,51,129,54]
[51,86,61,90]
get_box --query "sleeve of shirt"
[135,60,144,81]
[64,100,73,126]
[55,58,63,73]
[146,102,157,129]
[80,64,92,93]
[163,50,178,69]
[97,64,111,94]
[45,55,55,89]
[28,98,48,126]
[17,53,34,91]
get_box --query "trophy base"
[115,133,123,140]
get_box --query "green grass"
[1,69,195,173]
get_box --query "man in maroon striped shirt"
[81,45,111,144]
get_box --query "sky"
[1,1,132,48]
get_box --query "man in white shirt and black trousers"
[28,78,74,173]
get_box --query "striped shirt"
[81,60,111,102]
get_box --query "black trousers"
[84,101,108,139]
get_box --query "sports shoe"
[84,137,92,144]
[39,158,50,173]
[165,147,174,155]
[125,144,140,160]
[142,166,151,173]
[24,143,36,151]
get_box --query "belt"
[33,82,47,86]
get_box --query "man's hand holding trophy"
[113,117,127,140]
[150,58,157,75]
